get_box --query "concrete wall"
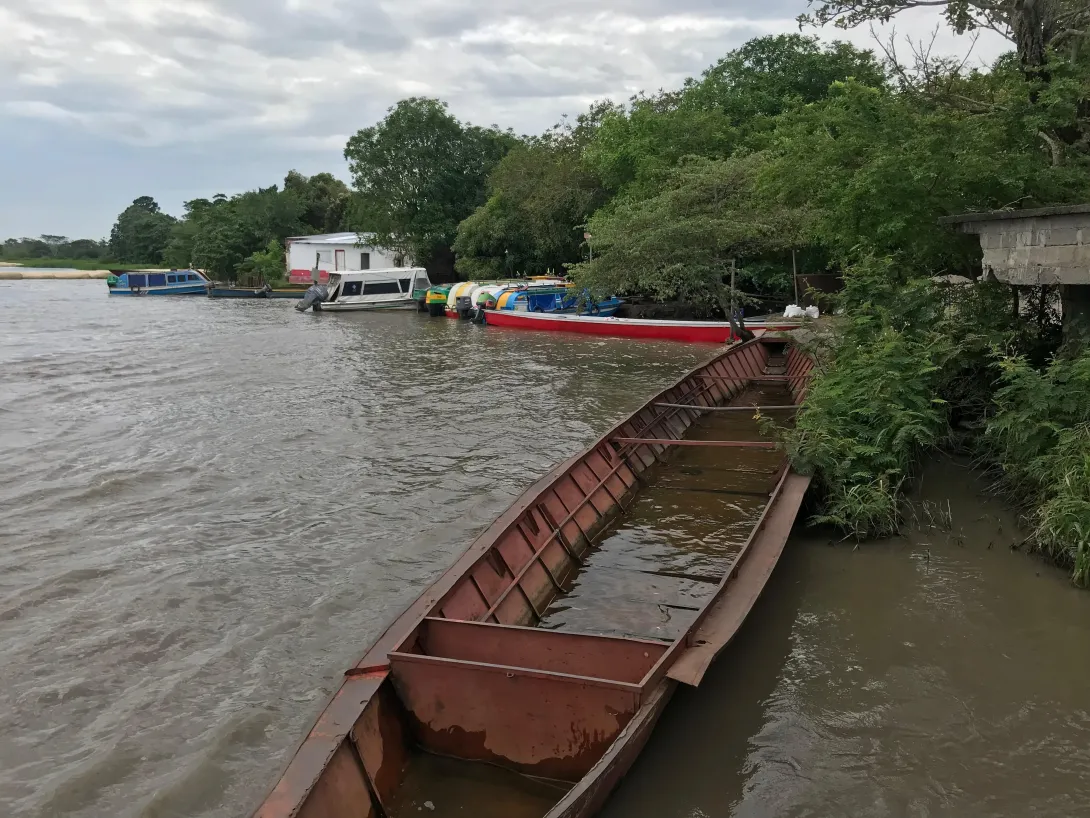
[961,213,1090,286]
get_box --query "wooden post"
[730,258,737,318]
[792,248,800,305]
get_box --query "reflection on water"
[602,456,1090,818]
[0,281,709,818]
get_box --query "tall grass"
[781,258,951,538]
[783,255,1089,584]
[984,353,1090,584]
[784,325,949,538]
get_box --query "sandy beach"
[0,266,112,280]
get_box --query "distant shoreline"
[0,260,172,280]
[0,268,112,279]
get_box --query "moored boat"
[252,335,813,818]
[446,278,570,318]
[425,285,452,316]
[445,281,480,318]
[483,309,802,343]
[106,269,209,296]
[208,283,308,299]
[266,286,309,299]
[306,268,433,312]
[493,287,624,317]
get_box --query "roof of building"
[286,232,378,245]
[938,204,1090,225]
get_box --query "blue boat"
[562,294,624,316]
[106,270,209,296]
[494,287,623,317]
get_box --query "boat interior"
[256,336,812,818]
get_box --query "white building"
[286,232,407,285]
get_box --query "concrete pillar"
[1061,285,1090,358]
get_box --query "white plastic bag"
[805,305,820,319]
[783,304,805,318]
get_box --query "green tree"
[284,170,352,233]
[238,239,287,284]
[583,92,736,197]
[683,35,887,128]
[570,155,809,312]
[761,79,1057,271]
[582,37,887,199]
[164,187,305,280]
[108,196,176,264]
[61,238,105,259]
[344,98,517,281]
[454,105,613,277]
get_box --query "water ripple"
[0,281,709,818]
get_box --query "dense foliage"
[781,258,953,538]
[569,155,808,311]
[452,105,614,279]
[109,197,176,265]
[1,235,108,262]
[781,253,1090,583]
[6,172,353,279]
[985,353,1090,583]
[345,98,517,281]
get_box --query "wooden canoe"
[253,335,813,818]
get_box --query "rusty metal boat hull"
[254,336,813,818]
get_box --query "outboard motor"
[470,298,495,324]
[295,283,328,313]
[456,295,474,320]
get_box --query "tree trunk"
[1011,0,1055,79]
[1059,284,1090,358]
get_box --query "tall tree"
[454,105,613,278]
[162,187,305,279]
[108,197,176,264]
[801,0,1090,351]
[283,170,352,234]
[683,35,888,125]
[344,97,517,281]
[570,155,810,313]
[801,0,1089,153]
[583,36,887,198]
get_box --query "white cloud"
[0,0,1012,235]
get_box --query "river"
[2,281,1087,818]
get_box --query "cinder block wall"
[968,214,1090,285]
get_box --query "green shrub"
[784,323,949,538]
[985,353,1090,584]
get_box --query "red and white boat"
[483,308,802,343]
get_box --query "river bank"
[0,268,112,280]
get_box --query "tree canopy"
[344,97,517,280]
[569,155,810,311]
[108,197,176,265]
[453,105,614,279]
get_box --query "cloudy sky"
[1,0,1009,239]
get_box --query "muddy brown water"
[3,281,1089,818]
[601,456,1090,818]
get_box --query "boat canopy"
[326,267,430,298]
